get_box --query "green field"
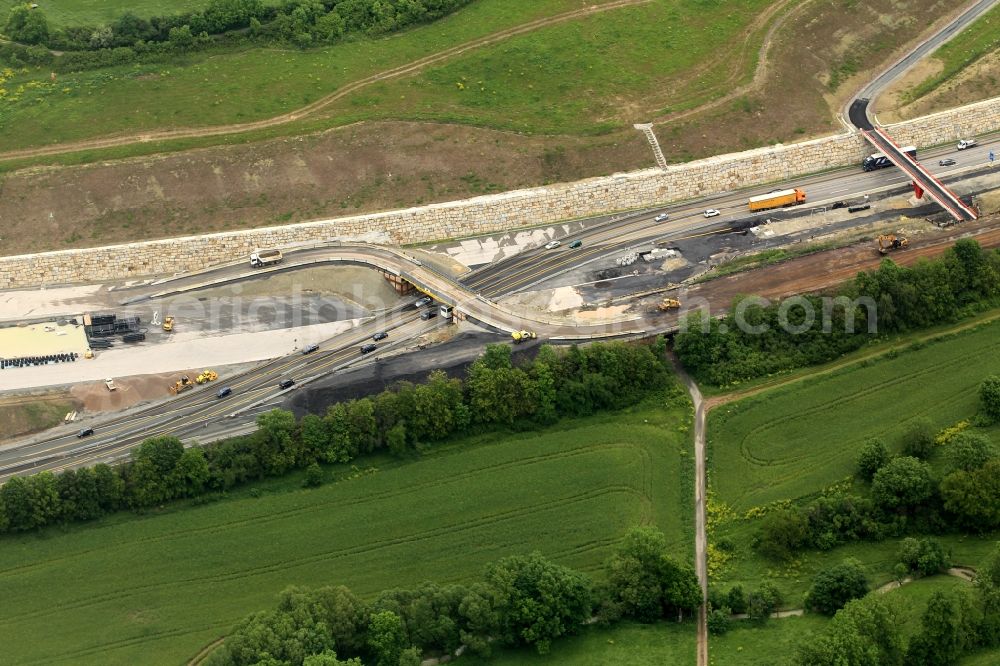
[0,0,780,153]
[0,396,692,665]
[0,0,217,27]
[315,0,776,135]
[455,621,696,665]
[707,319,1000,512]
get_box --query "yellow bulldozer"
[877,235,909,255]
[195,370,218,384]
[169,375,194,395]
[512,330,537,344]
[162,316,175,332]
[657,298,682,312]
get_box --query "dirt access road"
[688,216,1000,309]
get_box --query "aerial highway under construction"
[2,132,999,482]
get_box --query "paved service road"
[848,0,1000,127]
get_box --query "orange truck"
[747,188,806,212]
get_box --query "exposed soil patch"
[690,214,1000,307]
[68,368,207,412]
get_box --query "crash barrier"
[1,352,78,369]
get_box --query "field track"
[0,0,650,163]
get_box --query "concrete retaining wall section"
[1,97,998,289]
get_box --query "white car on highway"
[957,139,977,150]
[703,208,720,218]
[654,213,669,222]
[544,240,561,249]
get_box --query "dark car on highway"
[569,239,583,248]
[217,387,232,398]
[938,158,956,166]
[361,343,377,355]
[302,343,319,355]
[77,427,94,438]
[373,331,388,341]
[278,379,295,390]
[420,309,437,320]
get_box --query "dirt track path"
[668,353,709,666]
[0,0,651,162]
[651,0,807,126]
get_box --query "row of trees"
[0,340,674,535]
[675,239,1000,386]
[795,544,1000,665]
[3,0,475,71]
[207,527,700,665]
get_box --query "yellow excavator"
[877,235,909,255]
[169,375,194,395]
[657,298,682,311]
[512,330,537,344]
[195,370,218,384]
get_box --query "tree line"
[792,543,1000,666]
[205,526,700,665]
[0,340,674,535]
[675,239,1000,386]
[753,377,1000,563]
[1,0,474,72]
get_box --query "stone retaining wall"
[1,97,998,289]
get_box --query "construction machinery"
[162,316,174,332]
[250,249,283,268]
[169,375,194,395]
[195,370,218,384]
[877,235,909,254]
[657,298,682,312]
[512,330,537,344]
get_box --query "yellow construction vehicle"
[162,316,174,332]
[512,330,537,344]
[195,370,218,384]
[169,375,194,395]
[877,235,909,254]
[657,298,682,312]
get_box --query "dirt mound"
[69,369,207,413]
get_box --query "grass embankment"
[0,394,80,440]
[905,3,1000,102]
[0,396,692,666]
[705,317,1000,603]
[0,0,779,154]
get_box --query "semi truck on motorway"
[862,145,916,171]
[747,188,806,212]
[250,249,283,268]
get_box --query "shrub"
[707,607,731,635]
[303,462,324,487]
[981,376,1000,422]
[901,418,935,459]
[946,432,995,472]
[898,537,948,577]
[857,438,889,480]
[871,457,933,512]
[805,559,869,615]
